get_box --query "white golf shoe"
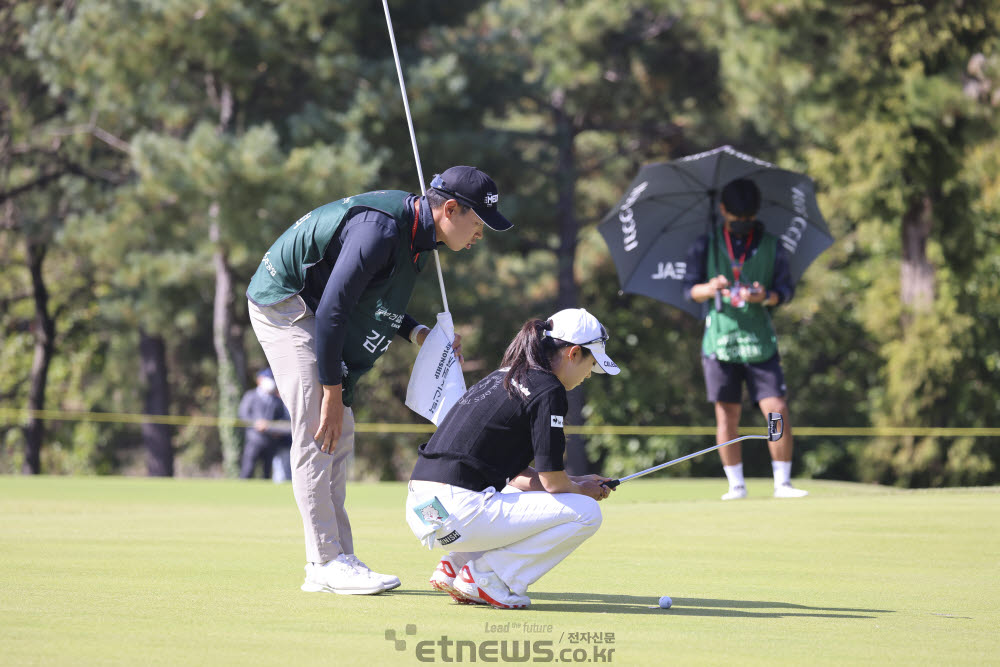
[774,483,809,498]
[455,562,530,609]
[301,554,387,595]
[344,554,400,590]
[721,484,748,500]
[429,555,474,603]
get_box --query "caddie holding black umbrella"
[598,145,833,500]
[684,176,810,500]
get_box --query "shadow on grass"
[391,590,894,618]
[528,593,894,618]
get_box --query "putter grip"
[603,479,620,489]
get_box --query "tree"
[712,0,1000,484]
[387,0,732,473]
[21,0,471,475]
[6,0,997,486]
[3,2,132,473]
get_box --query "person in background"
[684,178,808,500]
[238,368,292,480]
[271,434,292,484]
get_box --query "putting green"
[1,476,997,665]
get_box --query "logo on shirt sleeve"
[551,415,564,428]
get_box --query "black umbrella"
[598,145,833,317]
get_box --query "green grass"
[1,476,998,666]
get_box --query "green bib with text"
[247,191,429,405]
[702,230,778,363]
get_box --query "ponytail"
[501,318,566,400]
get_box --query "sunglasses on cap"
[580,324,610,347]
[430,174,480,209]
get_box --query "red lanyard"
[410,202,421,265]
[723,226,753,283]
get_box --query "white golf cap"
[546,308,620,375]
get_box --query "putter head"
[767,412,784,441]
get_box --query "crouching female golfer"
[405,308,620,609]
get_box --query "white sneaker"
[429,555,475,603]
[774,483,809,498]
[344,554,400,590]
[301,555,386,595]
[721,484,748,500]
[454,562,530,609]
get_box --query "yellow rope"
[1,408,998,437]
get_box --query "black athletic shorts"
[701,353,787,404]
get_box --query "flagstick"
[381,0,449,313]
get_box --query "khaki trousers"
[248,297,355,564]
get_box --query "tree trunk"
[552,101,590,475]
[229,317,248,390]
[901,193,935,313]
[139,331,173,476]
[209,81,244,477]
[22,240,54,475]
[211,215,242,477]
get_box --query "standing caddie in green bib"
[247,166,513,595]
[684,178,808,501]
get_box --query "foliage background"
[2,0,998,486]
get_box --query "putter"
[603,412,783,489]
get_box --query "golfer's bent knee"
[576,497,603,533]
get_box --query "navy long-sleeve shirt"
[238,388,291,449]
[682,223,795,305]
[300,195,439,386]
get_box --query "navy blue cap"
[256,368,273,379]
[430,166,513,231]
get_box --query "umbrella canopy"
[598,145,833,318]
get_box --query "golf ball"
[658,596,672,609]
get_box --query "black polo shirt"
[410,368,568,492]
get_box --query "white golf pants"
[249,297,355,564]
[406,480,602,596]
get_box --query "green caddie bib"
[702,228,779,363]
[247,191,430,405]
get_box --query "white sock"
[447,552,475,570]
[772,460,792,487]
[723,464,745,489]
